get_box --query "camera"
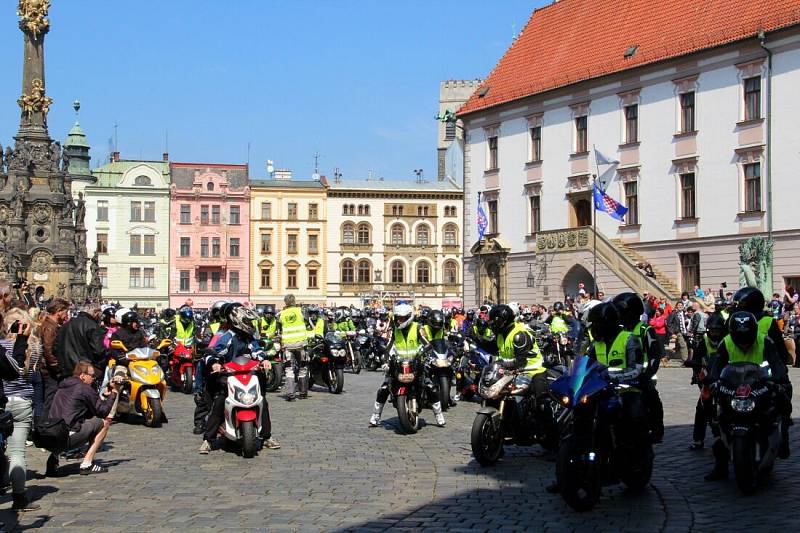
[9,321,21,334]
[721,282,728,288]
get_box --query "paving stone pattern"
[1,368,798,532]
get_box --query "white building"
[325,177,464,309]
[459,0,800,305]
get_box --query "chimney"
[162,152,169,161]
[112,151,120,162]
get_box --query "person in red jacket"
[649,308,668,353]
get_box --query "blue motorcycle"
[550,355,654,511]
[454,338,491,402]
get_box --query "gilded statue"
[17,0,50,38]
[18,78,53,124]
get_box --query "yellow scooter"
[109,340,168,427]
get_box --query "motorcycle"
[550,355,654,511]
[307,333,346,394]
[261,337,285,393]
[344,331,362,374]
[426,338,455,411]
[219,355,264,458]
[470,360,562,466]
[715,362,784,494]
[388,348,428,434]
[108,340,168,428]
[455,338,492,402]
[541,328,574,368]
[361,328,386,371]
[168,339,195,394]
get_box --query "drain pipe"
[758,30,773,241]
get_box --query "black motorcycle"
[425,338,455,411]
[307,333,346,394]
[715,362,785,494]
[471,360,562,466]
[387,349,429,434]
[361,329,387,371]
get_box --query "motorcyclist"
[686,312,726,450]
[158,308,177,340]
[488,305,551,425]
[279,294,309,400]
[198,304,280,453]
[462,309,476,335]
[306,305,327,338]
[368,303,445,428]
[422,310,447,342]
[174,306,196,349]
[108,309,148,362]
[376,308,392,340]
[704,311,791,480]
[100,304,119,351]
[585,302,649,445]
[545,301,574,337]
[333,309,356,332]
[469,317,496,347]
[613,292,665,443]
[259,304,278,339]
[731,287,792,365]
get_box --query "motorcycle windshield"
[719,363,767,388]
[430,338,449,356]
[550,355,606,405]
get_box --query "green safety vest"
[721,309,730,321]
[593,331,631,369]
[209,322,220,335]
[724,333,766,365]
[496,322,544,376]
[472,324,493,342]
[551,315,569,334]
[260,317,278,338]
[279,307,307,345]
[393,323,421,359]
[757,316,773,337]
[175,319,195,344]
[307,318,325,338]
[423,324,445,341]
[334,320,355,332]
[449,318,458,331]
[632,322,651,362]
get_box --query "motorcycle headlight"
[731,398,755,412]
[435,358,450,368]
[338,349,346,357]
[236,384,259,405]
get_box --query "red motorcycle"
[169,341,195,394]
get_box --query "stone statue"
[90,250,99,279]
[738,236,773,297]
[9,251,23,278]
[17,78,53,125]
[50,140,61,170]
[61,148,70,173]
[17,0,51,38]
[56,281,66,298]
[0,243,10,276]
[61,193,74,220]
[75,192,86,226]
[11,183,25,219]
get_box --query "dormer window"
[134,175,152,186]
[207,182,215,191]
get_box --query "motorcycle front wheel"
[471,412,503,466]
[182,367,193,395]
[240,420,257,459]
[438,374,451,412]
[352,348,362,374]
[557,435,600,511]
[264,362,283,392]
[143,397,163,428]
[396,395,419,434]
[732,435,758,495]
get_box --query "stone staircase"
[608,238,680,299]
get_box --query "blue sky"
[0,0,543,181]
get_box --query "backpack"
[31,417,70,451]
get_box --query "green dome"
[65,121,90,149]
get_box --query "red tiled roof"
[458,0,800,116]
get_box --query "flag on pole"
[592,184,628,221]
[476,192,488,240]
[593,147,620,191]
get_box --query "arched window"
[357,223,371,244]
[416,225,430,245]
[416,261,431,284]
[134,175,152,186]
[443,223,458,246]
[364,205,371,216]
[391,260,405,283]
[341,260,355,283]
[342,223,355,244]
[357,205,364,216]
[206,181,214,191]
[357,260,371,283]
[443,260,458,285]
[390,223,405,245]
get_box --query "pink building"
[169,163,251,309]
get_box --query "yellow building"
[249,173,327,306]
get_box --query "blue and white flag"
[592,184,628,222]
[476,192,488,240]
[594,147,620,192]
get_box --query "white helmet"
[508,302,520,317]
[115,307,132,323]
[393,303,414,330]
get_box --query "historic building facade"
[74,155,172,310]
[326,178,463,308]
[249,173,327,306]
[169,163,251,309]
[459,0,800,306]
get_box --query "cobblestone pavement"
[1,368,798,532]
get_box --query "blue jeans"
[31,371,44,421]
[194,359,205,392]
[6,399,33,495]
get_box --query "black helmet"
[178,307,194,324]
[221,302,242,322]
[160,308,176,321]
[706,313,728,343]
[428,310,445,330]
[612,292,644,330]
[587,302,621,345]
[121,310,140,328]
[714,298,727,312]
[466,309,476,321]
[732,287,765,316]
[418,307,431,324]
[488,305,515,334]
[553,301,564,313]
[101,305,117,327]
[475,318,489,332]
[729,311,758,349]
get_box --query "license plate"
[398,373,414,383]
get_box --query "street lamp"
[526,262,536,288]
